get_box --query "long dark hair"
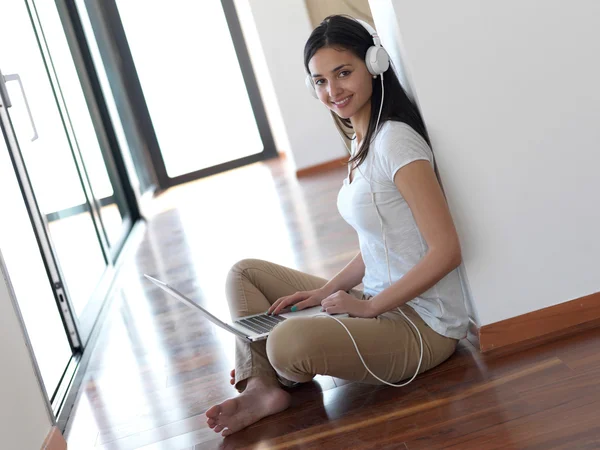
[304,15,431,172]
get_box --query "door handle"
[0,69,39,142]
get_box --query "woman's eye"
[315,79,325,86]
[339,70,351,77]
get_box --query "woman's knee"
[226,258,266,295]
[225,259,265,316]
[228,258,264,278]
[266,318,319,380]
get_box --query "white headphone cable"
[320,73,424,387]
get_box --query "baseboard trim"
[41,426,67,450]
[478,291,600,353]
[296,157,348,178]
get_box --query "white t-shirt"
[337,120,468,339]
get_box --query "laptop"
[144,274,348,342]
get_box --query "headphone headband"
[354,19,381,47]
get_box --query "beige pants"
[226,258,458,392]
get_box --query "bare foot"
[229,369,235,386]
[205,376,291,436]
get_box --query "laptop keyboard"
[235,314,286,334]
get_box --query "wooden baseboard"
[296,157,348,178]
[41,426,67,450]
[475,291,600,354]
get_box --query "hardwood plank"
[415,369,600,449]
[553,327,600,372]
[405,366,599,449]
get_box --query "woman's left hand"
[321,291,375,318]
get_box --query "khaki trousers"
[226,259,458,392]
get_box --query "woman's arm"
[321,251,365,296]
[368,160,462,317]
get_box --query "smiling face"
[308,47,373,120]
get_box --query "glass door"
[0,0,107,346]
[30,0,136,261]
[77,0,278,189]
[1,0,142,415]
[0,0,138,350]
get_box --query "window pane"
[116,0,264,177]
[0,122,72,399]
[33,0,129,248]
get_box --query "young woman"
[205,15,468,437]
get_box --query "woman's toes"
[207,418,217,429]
[214,424,225,433]
[205,405,221,419]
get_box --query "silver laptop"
[144,274,348,342]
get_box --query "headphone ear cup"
[305,75,318,99]
[365,46,390,75]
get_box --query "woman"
[205,15,468,437]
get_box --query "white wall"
[371,0,600,326]
[234,0,347,171]
[233,0,291,159]
[0,253,53,449]
[368,1,415,103]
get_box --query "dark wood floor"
[64,157,600,449]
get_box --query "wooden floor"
[64,157,600,449]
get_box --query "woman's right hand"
[268,287,331,315]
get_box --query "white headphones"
[305,18,390,99]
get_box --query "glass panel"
[32,0,130,249]
[0,123,72,399]
[74,0,142,196]
[0,0,107,317]
[116,0,264,177]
